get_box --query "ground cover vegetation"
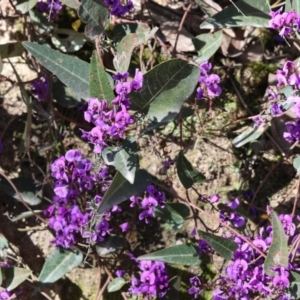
[2,0,300,299]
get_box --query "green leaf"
[287,271,300,299]
[5,267,31,291]
[195,0,221,17]
[97,169,151,214]
[155,203,190,229]
[102,137,138,184]
[264,210,289,276]
[198,230,238,260]
[52,79,82,108]
[61,0,81,8]
[161,276,181,300]
[51,29,86,53]
[0,236,8,258]
[16,0,38,14]
[0,267,2,286]
[176,150,205,189]
[286,0,300,14]
[107,277,126,292]
[130,59,200,123]
[96,235,126,255]
[22,42,89,100]
[232,124,268,148]
[113,24,158,73]
[29,9,51,35]
[78,0,109,40]
[293,156,300,176]
[11,210,42,222]
[38,248,83,283]
[200,0,270,29]
[89,51,115,101]
[0,42,24,59]
[137,244,201,266]
[0,177,42,206]
[193,31,223,64]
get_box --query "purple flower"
[116,270,125,277]
[283,120,300,143]
[130,69,144,90]
[196,87,204,100]
[120,222,130,232]
[37,0,62,19]
[270,103,284,116]
[188,276,202,298]
[31,76,49,100]
[210,194,220,203]
[252,115,265,127]
[113,72,129,81]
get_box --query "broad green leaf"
[161,276,181,300]
[23,42,89,100]
[195,0,221,17]
[113,25,157,73]
[96,235,126,255]
[38,248,83,283]
[130,59,200,123]
[137,244,201,266]
[193,31,223,64]
[264,210,289,276]
[51,29,86,53]
[107,277,126,292]
[29,9,51,35]
[89,51,114,101]
[286,0,300,14]
[52,79,81,108]
[176,150,205,189]
[61,0,81,8]
[293,156,300,176]
[280,85,293,99]
[0,177,42,205]
[200,0,270,29]
[288,271,300,299]
[0,42,24,59]
[16,0,38,14]
[78,0,109,40]
[97,169,151,214]
[198,230,238,260]
[232,124,268,148]
[5,267,31,291]
[155,203,190,229]
[102,137,138,184]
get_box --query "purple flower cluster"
[196,62,222,100]
[130,185,166,224]
[200,213,298,300]
[81,70,143,154]
[45,149,113,248]
[104,0,134,17]
[129,260,169,298]
[269,7,300,37]
[276,61,300,90]
[37,0,62,20]
[31,76,49,101]
[219,198,245,228]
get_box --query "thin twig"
[229,72,285,155]
[172,2,192,55]
[248,159,282,211]
[291,176,300,220]
[154,181,266,258]
[0,170,47,223]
